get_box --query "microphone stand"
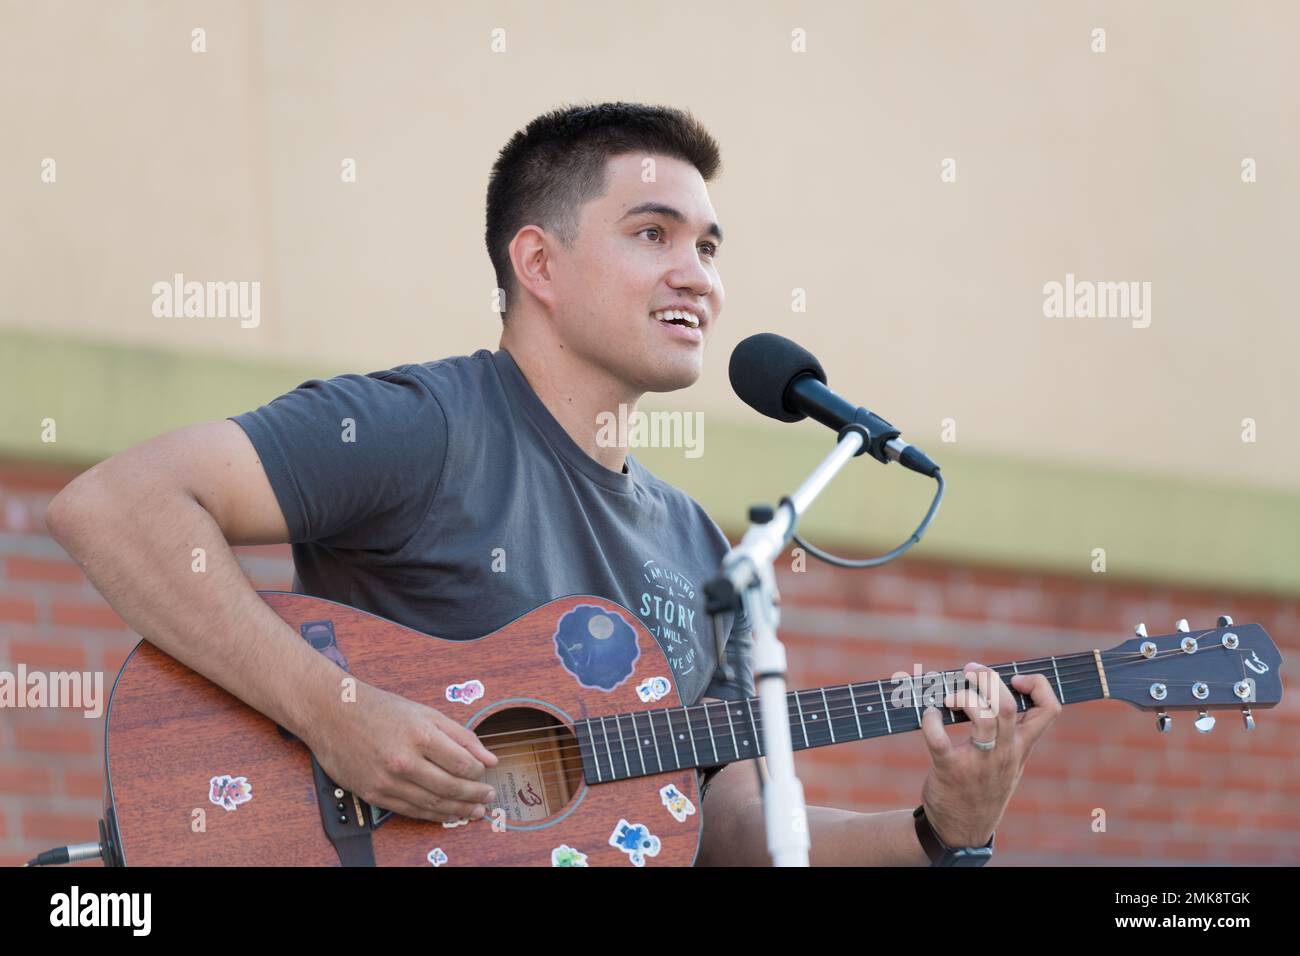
[706,424,869,867]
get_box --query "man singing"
[49,101,1061,865]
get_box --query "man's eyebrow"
[619,201,724,244]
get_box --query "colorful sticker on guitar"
[427,847,448,866]
[553,605,640,691]
[550,844,589,867]
[445,679,485,705]
[659,783,696,823]
[636,675,672,702]
[608,818,661,866]
[208,775,252,812]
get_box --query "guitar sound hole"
[474,707,584,825]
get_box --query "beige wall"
[2,0,1297,490]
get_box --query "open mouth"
[650,309,701,329]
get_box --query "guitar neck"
[576,650,1105,783]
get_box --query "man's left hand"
[918,662,1062,847]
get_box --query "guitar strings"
[467,642,1241,750]
[468,644,1245,765]
[469,673,1255,807]
[457,645,1103,747]
[438,646,1256,789]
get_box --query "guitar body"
[104,592,703,866]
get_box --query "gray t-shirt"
[229,347,754,710]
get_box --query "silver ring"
[971,737,997,752]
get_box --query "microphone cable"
[788,469,945,570]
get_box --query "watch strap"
[913,804,994,867]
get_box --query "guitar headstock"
[1102,616,1283,733]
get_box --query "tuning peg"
[1176,619,1190,633]
[1217,615,1233,627]
[1195,710,1216,733]
[1241,708,1254,731]
[1156,710,1172,733]
[1134,622,1148,638]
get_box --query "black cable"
[24,843,103,866]
[25,846,71,867]
[791,470,944,569]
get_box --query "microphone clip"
[843,408,901,464]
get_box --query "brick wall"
[0,461,292,867]
[777,558,1300,865]
[2,459,1296,866]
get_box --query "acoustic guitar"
[97,591,1283,866]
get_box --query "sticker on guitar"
[208,775,252,812]
[445,679,485,704]
[608,819,661,866]
[637,676,672,702]
[552,606,640,691]
[659,783,696,822]
[551,844,589,867]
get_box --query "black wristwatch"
[913,805,994,867]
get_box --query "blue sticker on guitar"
[552,605,640,691]
[608,818,661,866]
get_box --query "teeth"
[651,309,699,328]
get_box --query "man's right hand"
[307,681,500,824]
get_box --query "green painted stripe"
[5,326,1298,593]
[637,422,1300,595]
[0,326,345,465]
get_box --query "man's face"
[545,152,724,394]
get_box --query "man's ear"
[508,224,557,311]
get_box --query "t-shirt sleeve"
[703,598,755,701]
[227,365,449,551]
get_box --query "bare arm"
[48,421,331,737]
[694,697,928,866]
[47,420,496,822]
[697,765,928,866]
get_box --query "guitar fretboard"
[574,651,1106,784]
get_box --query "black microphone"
[729,332,940,478]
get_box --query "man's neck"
[499,324,641,475]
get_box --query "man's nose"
[667,249,714,298]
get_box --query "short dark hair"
[485,101,722,320]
